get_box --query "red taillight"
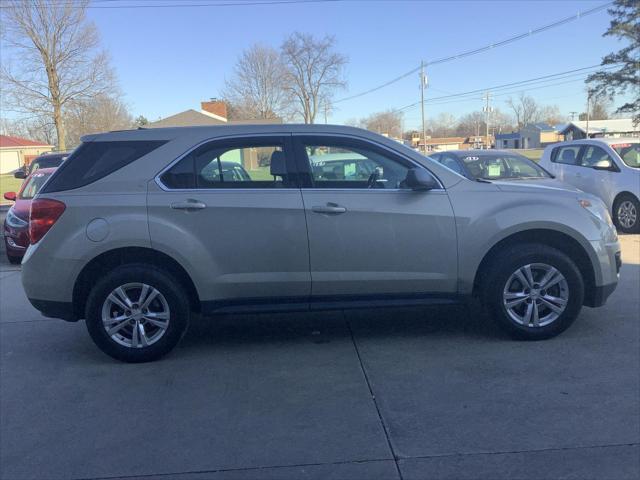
[29,198,66,244]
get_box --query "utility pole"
[482,91,493,149]
[420,61,427,153]
[569,111,577,121]
[585,92,591,139]
[324,102,328,124]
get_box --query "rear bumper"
[28,298,78,322]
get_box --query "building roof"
[495,132,521,140]
[147,109,283,128]
[523,122,556,131]
[0,135,51,148]
[562,118,638,135]
[147,109,227,128]
[423,136,466,145]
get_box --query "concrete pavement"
[0,236,638,480]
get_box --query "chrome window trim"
[154,131,446,192]
[154,133,293,192]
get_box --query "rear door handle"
[311,203,347,214]
[171,200,207,210]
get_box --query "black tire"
[481,244,584,340]
[85,264,190,363]
[613,194,640,234]
[7,254,22,265]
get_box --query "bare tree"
[0,116,57,146]
[455,111,486,137]
[427,112,457,137]
[537,105,565,125]
[507,93,539,128]
[579,94,611,121]
[281,33,347,124]
[361,110,404,138]
[1,0,115,150]
[64,94,133,148]
[222,44,291,120]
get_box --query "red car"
[3,168,57,264]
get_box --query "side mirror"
[593,159,614,171]
[404,168,439,191]
[13,170,26,179]
[3,192,17,202]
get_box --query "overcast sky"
[85,0,627,128]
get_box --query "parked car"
[13,151,69,179]
[3,168,57,264]
[539,139,640,233]
[429,150,554,182]
[21,125,620,362]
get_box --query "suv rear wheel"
[481,244,584,340]
[85,264,190,362]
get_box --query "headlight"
[5,209,28,228]
[579,198,614,227]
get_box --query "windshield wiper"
[475,178,493,183]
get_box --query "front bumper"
[28,298,78,322]
[584,282,618,308]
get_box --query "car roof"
[433,149,524,157]
[550,137,639,147]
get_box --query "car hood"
[491,178,583,195]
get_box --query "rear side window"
[551,145,581,165]
[42,140,167,193]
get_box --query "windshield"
[460,154,550,180]
[611,142,640,168]
[19,171,54,200]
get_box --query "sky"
[34,1,637,129]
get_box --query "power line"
[334,1,613,104]
[390,64,618,113]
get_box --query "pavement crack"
[344,312,404,480]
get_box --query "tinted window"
[552,145,581,165]
[43,141,166,193]
[19,170,54,199]
[161,138,291,189]
[300,139,411,189]
[611,142,639,168]
[581,146,615,168]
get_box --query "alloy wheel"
[503,263,569,327]
[617,200,637,229]
[101,283,170,348]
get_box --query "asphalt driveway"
[0,234,638,480]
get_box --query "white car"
[539,138,640,233]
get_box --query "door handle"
[171,200,207,210]
[311,203,347,214]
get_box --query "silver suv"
[21,125,621,362]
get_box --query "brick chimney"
[201,98,227,120]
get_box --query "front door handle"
[311,203,347,214]
[171,199,207,211]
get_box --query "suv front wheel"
[85,264,190,362]
[482,244,584,340]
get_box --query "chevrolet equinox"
[21,125,622,362]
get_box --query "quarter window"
[299,139,411,189]
[552,145,581,165]
[161,138,292,189]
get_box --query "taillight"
[29,198,66,244]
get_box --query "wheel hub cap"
[503,263,569,328]
[618,201,637,229]
[101,283,170,348]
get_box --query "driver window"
[302,141,411,189]
[581,146,614,168]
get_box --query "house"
[421,137,468,152]
[147,99,282,128]
[518,123,564,149]
[495,132,521,149]
[560,118,639,141]
[0,135,53,174]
